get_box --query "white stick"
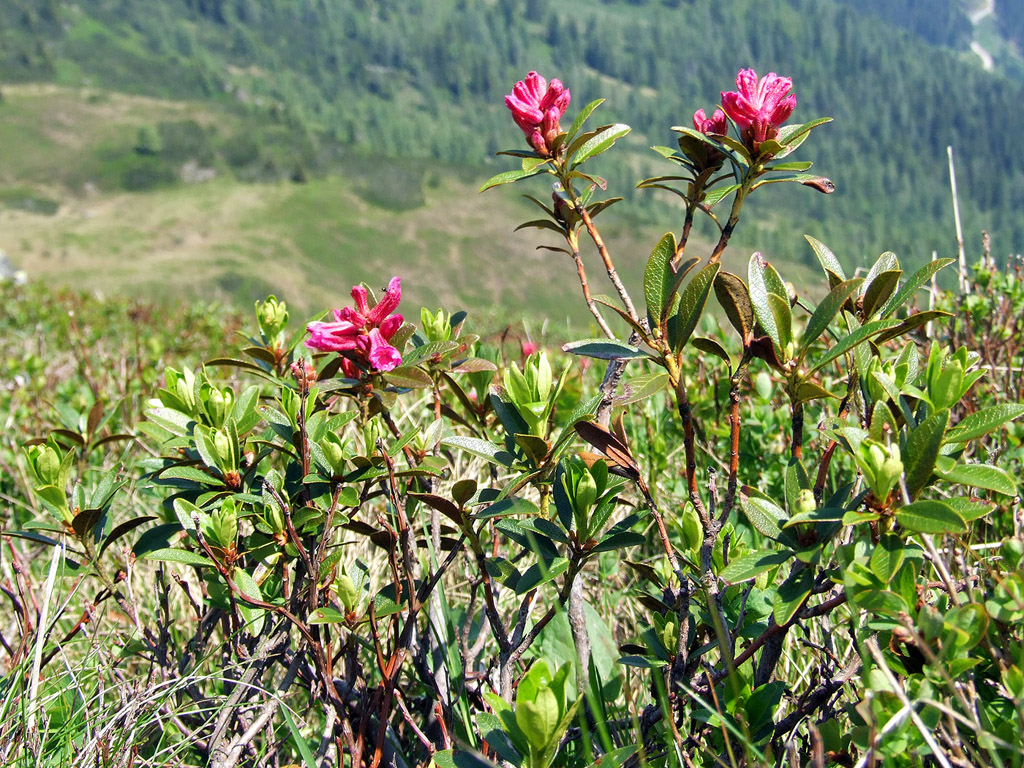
[927,250,939,338]
[947,146,968,296]
[26,537,65,745]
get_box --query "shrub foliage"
[2,68,1023,768]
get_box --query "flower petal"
[367,328,402,371]
[350,284,371,317]
[379,314,404,340]
[367,276,402,326]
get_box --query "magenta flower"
[505,71,571,156]
[693,108,728,136]
[306,277,404,374]
[721,69,796,147]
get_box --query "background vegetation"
[0,0,1022,317]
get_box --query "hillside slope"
[1,0,1021,313]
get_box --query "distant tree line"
[1,0,1021,268]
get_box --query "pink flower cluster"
[505,71,571,157]
[720,69,796,148]
[306,277,404,376]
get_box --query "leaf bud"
[27,443,62,486]
[320,431,348,476]
[420,308,451,342]
[213,429,235,470]
[796,489,816,515]
[336,573,360,614]
[202,385,234,428]
[257,295,289,340]
[681,502,703,551]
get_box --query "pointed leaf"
[879,258,954,318]
[804,236,846,281]
[561,339,646,360]
[714,272,754,342]
[571,123,631,167]
[861,269,901,320]
[903,410,949,498]
[480,168,544,192]
[947,404,1024,443]
[896,500,966,534]
[799,278,863,355]
[809,319,901,374]
[671,262,720,352]
[566,98,605,140]
[644,233,677,328]
[937,464,1017,496]
[773,568,814,625]
[720,550,792,584]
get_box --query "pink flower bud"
[505,71,572,156]
[693,108,728,136]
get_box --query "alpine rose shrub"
[306,276,404,374]
[504,71,571,156]
[720,67,797,147]
[9,56,1022,768]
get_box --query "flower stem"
[576,204,639,322]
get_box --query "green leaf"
[874,311,953,344]
[703,183,741,206]
[385,365,432,389]
[773,568,813,625]
[861,269,901,320]
[99,516,156,558]
[767,160,814,172]
[571,123,631,167]
[804,236,846,281]
[878,258,954,318]
[793,380,838,404]
[145,407,195,438]
[944,497,995,522]
[903,410,949,499]
[748,253,781,349]
[714,272,754,342]
[561,339,647,360]
[767,292,793,350]
[476,497,541,520]
[310,607,348,624]
[442,436,513,467]
[401,340,461,367]
[896,500,967,534]
[671,262,721,352]
[566,98,605,140]
[870,534,905,584]
[799,278,862,355]
[691,337,731,365]
[479,168,544,192]
[947,404,1024,443]
[739,496,786,541]
[144,548,214,567]
[233,568,263,604]
[515,556,570,594]
[809,319,901,374]
[720,550,792,584]
[855,590,908,618]
[643,233,676,328]
[937,464,1017,496]
[615,372,670,406]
